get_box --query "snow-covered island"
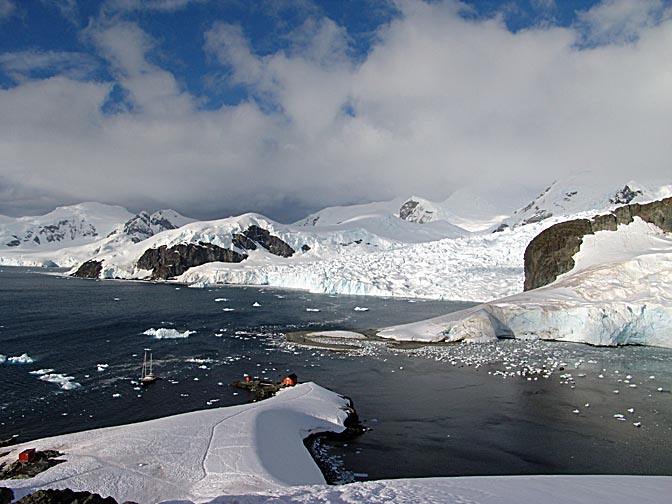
[1,382,670,504]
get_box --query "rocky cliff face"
[524,197,672,291]
[234,225,295,257]
[73,260,103,279]
[136,243,247,280]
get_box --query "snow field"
[0,383,352,503]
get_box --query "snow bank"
[0,383,351,503]
[143,328,196,339]
[203,475,672,504]
[380,218,672,348]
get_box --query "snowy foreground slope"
[379,217,672,348]
[0,383,352,502]
[1,383,670,504]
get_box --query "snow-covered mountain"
[295,190,506,238]
[379,199,672,348]
[0,204,195,268]
[495,175,672,231]
[0,202,133,251]
[108,209,195,243]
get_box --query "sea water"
[1,267,671,479]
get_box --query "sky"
[0,0,671,222]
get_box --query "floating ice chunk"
[252,302,261,307]
[613,414,625,421]
[572,409,580,414]
[222,308,235,312]
[306,308,321,312]
[584,403,590,408]
[633,422,642,427]
[188,282,207,289]
[143,328,195,339]
[7,353,34,364]
[0,354,5,364]
[112,393,121,398]
[214,298,228,302]
[354,307,369,312]
[30,368,55,375]
[38,373,81,390]
[627,408,635,413]
[97,363,109,372]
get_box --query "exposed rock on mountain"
[524,197,672,290]
[110,210,194,243]
[136,243,247,280]
[236,225,295,257]
[73,260,103,279]
[496,178,659,231]
[1,203,132,250]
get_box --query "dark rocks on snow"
[301,244,311,252]
[72,260,103,279]
[137,243,247,280]
[609,184,643,205]
[15,489,117,504]
[0,450,65,480]
[399,200,420,221]
[524,197,672,291]
[238,225,295,257]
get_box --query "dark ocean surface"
[1,267,671,480]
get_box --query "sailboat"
[140,349,158,384]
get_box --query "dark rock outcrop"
[0,450,65,480]
[238,225,294,257]
[73,260,103,279]
[524,197,672,291]
[136,242,247,280]
[15,489,116,504]
[0,487,14,504]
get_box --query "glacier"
[379,218,672,348]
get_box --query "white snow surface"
[1,383,670,504]
[0,383,352,503]
[0,202,133,252]
[379,218,672,348]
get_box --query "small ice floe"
[585,403,590,408]
[613,390,620,394]
[633,422,642,428]
[276,295,285,299]
[649,375,656,380]
[113,298,120,301]
[96,363,109,372]
[305,308,321,312]
[252,302,261,307]
[30,368,54,375]
[214,298,228,302]
[353,307,369,312]
[112,393,121,398]
[657,387,664,392]
[626,375,633,380]
[627,408,635,413]
[143,328,195,339]
[572,409,580,414]
[175,287,181,290]
[222,308,235,312]
[188,282,207,289]
[36,373,81,390]
[598,374,605,379]
[613,414,626,421]
[6,353,35,364]
[206,399,220,406]
[186,358,215,364]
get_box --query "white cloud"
[576,0,671,45]
[1,1,672,220]
[0,0,15,20]
[0,50,99,81]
